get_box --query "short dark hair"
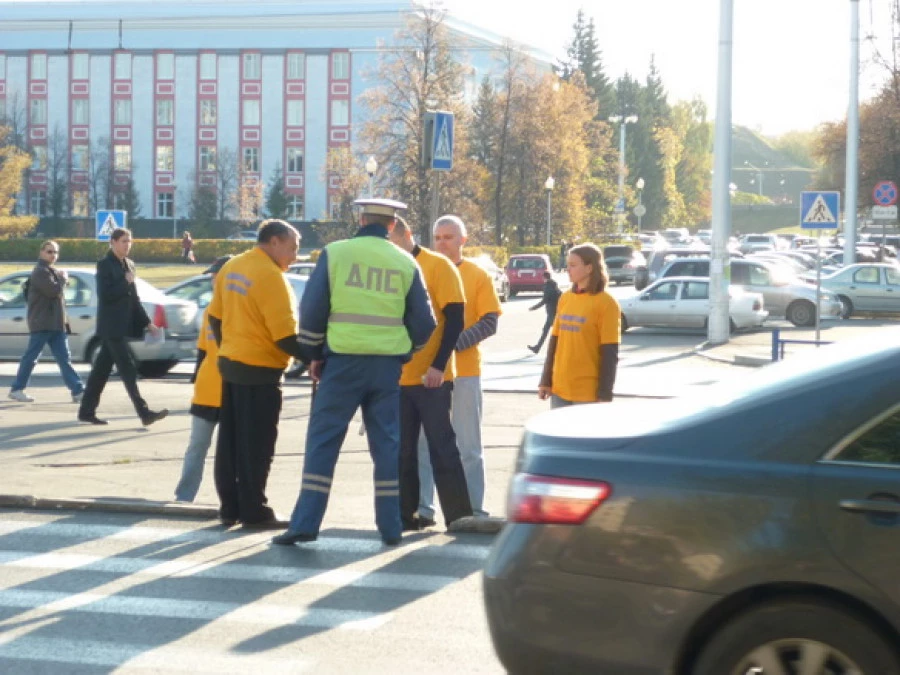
[257,219,300,244]
[111,228,130,241]
[543,271,552,280]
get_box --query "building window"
[156,145,174,172]
[288,194,303,220]
[287,148,303,173]
[200,99,217,126]
[156,99,174,126]
[242,53,260,80]
[156,192,174,218]
[287,53,305,79]
[114,145,131,171]
[242,99,260,126]
[0,54,6,79]
[30,190,46,216]
[72,53,89,80]
[242,147,259,173]
[72,99,89,125]
[156,52,174,80]
[332,52,349,80]
[286,99,304,127]
[31,146,48,171]
[72,191,88,217]
[329,198,341,220]
[331,99,349,126]
[113,192,128,210]
[71,145,89,171]
[114,53,131,80]
[199,53,217,80]
[114,99,132,126]
[199,145,217,172]
[30,99,47,125]
[30,53,47,80]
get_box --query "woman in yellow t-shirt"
[538,243,621,408]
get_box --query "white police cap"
[354,198,408,218]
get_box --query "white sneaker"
[72,391,84,404]
[8,390,34,403]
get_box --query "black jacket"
[530,278,561,315]
[95,250,151,339]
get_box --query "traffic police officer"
[207,220,307,529]
[389,217,474,532]
[273,198,436,547]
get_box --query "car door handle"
[12,317,24,322]
[79,315,91,320]
[839,499,900,514]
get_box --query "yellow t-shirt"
[551,290,621,402]
[192,307,222,408]
[455,259,502,378]
[208,247,298,370]
[399,247,465,386]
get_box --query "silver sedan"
[620,277,768,333]
[0,268,199,377]
[821,263,900,318]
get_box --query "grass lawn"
[0,263,202,289]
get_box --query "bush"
[0,238,254,263]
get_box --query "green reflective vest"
[326,236,416,355]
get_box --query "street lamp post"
[635,177,645,231]
[365,156,377,198]
[544,175,554,247]
[609,114,638,232]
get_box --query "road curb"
[0,494,219,519]
[693,341,769,367]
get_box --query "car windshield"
[603,246,633,257]
[509,258,544,269]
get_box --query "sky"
[444,0,896,136]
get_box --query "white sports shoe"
[8,390,35,403]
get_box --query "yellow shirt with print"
[551,290,621,402]
[399,247,465,386]
[208,247,299,370]
[191,306,223,408]
[455,259,502,378]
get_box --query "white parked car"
[0,268,199,377]
[620,277,768,333]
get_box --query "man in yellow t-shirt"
[174,255,232,503]
[207,220,308,529]
[390,217,473,531]
[417,215,501,521]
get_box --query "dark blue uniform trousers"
[287,354,404,541]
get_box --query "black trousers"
[78,338,148,419]
[399,382,472,526]
[533,311,556,351]
[214,380,281,524]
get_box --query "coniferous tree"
[265,165,289,219]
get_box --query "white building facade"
[0,0,549,226]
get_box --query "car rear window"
[603,246,633,257]
[509,257,546,270]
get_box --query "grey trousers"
[174,415,218,502]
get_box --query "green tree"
[118,177,143,220]
[188,182,219,237]
[359,6,482,244]
[559,10,615,117]
[266,165,289,219]
[0,126,37,237]
[673,98,713,226]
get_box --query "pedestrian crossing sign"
[429,111,454,171]
[800,191,840,229]
[96,210,127,241]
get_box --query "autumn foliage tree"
[0,126,37,238]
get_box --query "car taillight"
[153,304,168,329]
[509,474,611,525]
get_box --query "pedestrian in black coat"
[528,272,560,354]
[77,228,168,426]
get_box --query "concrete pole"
[546,189,552,246]
[617,122,626,232]
[844,0,860,265]
[708,0,734,345]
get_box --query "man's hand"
[309,359,324,383]
[125,272,135,284]
[147,323,161,337]
[538,385,552,400]
[58,269,68,283]
[422,366,444,388]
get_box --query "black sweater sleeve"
[431,302,463,373]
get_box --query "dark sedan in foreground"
[484,334,900,674]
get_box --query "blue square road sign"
[96,210,127,241]
[800,191,840,230]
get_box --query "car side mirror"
[640,294,650,301]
